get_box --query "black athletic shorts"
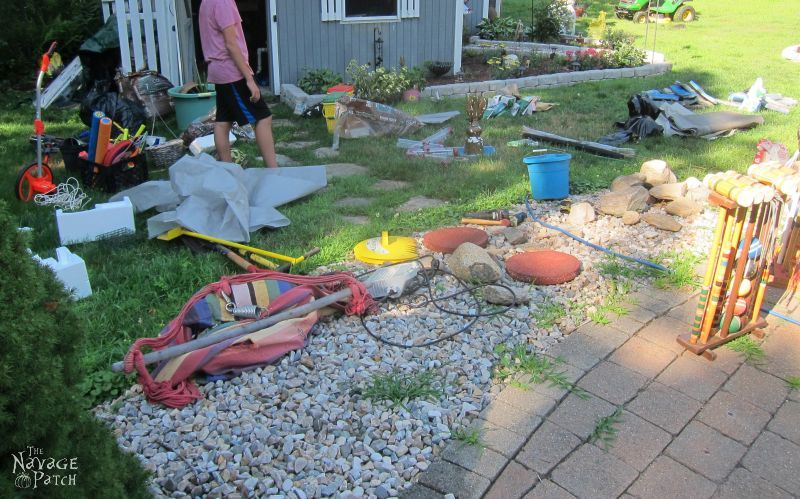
[215,78,272,125]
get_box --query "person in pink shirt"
[199,0,278,167]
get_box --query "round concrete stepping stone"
[342,216,369,225]
[506,250,581,285]
[314,147,339,159]
[325,163,369,179]
[271,119,296,128]
[275,154,300,166]
[397,196,445,212]
[423,227,488,254]
[373,180,410,191]
[282,141,319,150]
[334,197,371,208]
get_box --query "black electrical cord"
[355,255,518,348]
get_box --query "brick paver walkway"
[404,287,800,499]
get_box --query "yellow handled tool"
[157,227,307,265]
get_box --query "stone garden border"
[280,38,671,110]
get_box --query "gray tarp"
[655,102,764,139]
[111,154,327,242]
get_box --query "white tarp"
[111,154,327,242]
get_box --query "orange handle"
[461,218,510,226]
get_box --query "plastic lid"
[327,84,354,94]
[323,92,348,103]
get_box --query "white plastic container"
[189,132,236,156]
[56,197,135,245]
[32,247,92,299]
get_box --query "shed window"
[345,0,398,18]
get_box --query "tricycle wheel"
[15,162,54,201]
[674,5,696,22]
[632,11,649,24]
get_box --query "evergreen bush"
[0,201,150,498]
[0,1,102,87]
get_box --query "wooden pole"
[111,288,353,372]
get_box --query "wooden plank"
[165,0,182,84]
[114,0,132,73]
[522,126,636,159]
[141,0,158,71]
[102,0,113,21]
[128,0,145,71]
[154,1,174,83]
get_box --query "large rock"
[611,173,646,192]
[502,227,528,245]
[666,197,702,217]
[483,285,530,305]
[446,242,502,283]
[567,202,596,226]
[649,182,688,201]
[685,179,710,204]
[640,159,677,187]
[598,186,650,216]
[622,211,641,225]
[642,213,682,232]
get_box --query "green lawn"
[0,0,797,403]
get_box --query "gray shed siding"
[464,0,488,33]
[275,0,458,87]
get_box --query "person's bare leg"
[255,116,278,168]
[215,122,233,162]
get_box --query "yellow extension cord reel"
[353,231,418,265]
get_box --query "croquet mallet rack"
[676,165,799,360]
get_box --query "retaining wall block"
[538,74,558,86]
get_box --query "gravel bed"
[95,193,714,498]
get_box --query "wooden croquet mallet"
[718,202,761,338]
[690,204,730,343]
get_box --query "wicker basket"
[146,139,186,171]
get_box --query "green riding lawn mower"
[615,0,697,24]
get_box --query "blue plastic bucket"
[523,153,571,200]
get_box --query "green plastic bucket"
[168,84,216,131]
[524,153,571,200]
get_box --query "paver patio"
[404,286,799,498]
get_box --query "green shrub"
[0,201,150,497]
[346,60,426,103]
[528,0,571,43]
[476,17,522,40]
[0,1,102,87]
[297,68,343,95]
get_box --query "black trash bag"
[627,93,660,119]
[599,115,663,145]
[80,85,147,137]
[597,130,633,147]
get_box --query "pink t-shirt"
[199,0,251,84]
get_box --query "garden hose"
[524,194,671,273]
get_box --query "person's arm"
[221,25,260,102]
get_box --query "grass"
[2,0,797,403]
[589,280,631,325]
[590,407,624,450]
[786,377,800,391]
[359,369,442,409]
[452,427,485,447]
[725,336,766,366]
[653,251,703,290]
[531,297,567,329]
[494,343,589,398]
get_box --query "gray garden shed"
[101,0,496,94]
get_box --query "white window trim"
[342,0,401,23]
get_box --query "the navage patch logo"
[12,446,77,489]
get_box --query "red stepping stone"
[422,227,489,254]
[506,250,581,285]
